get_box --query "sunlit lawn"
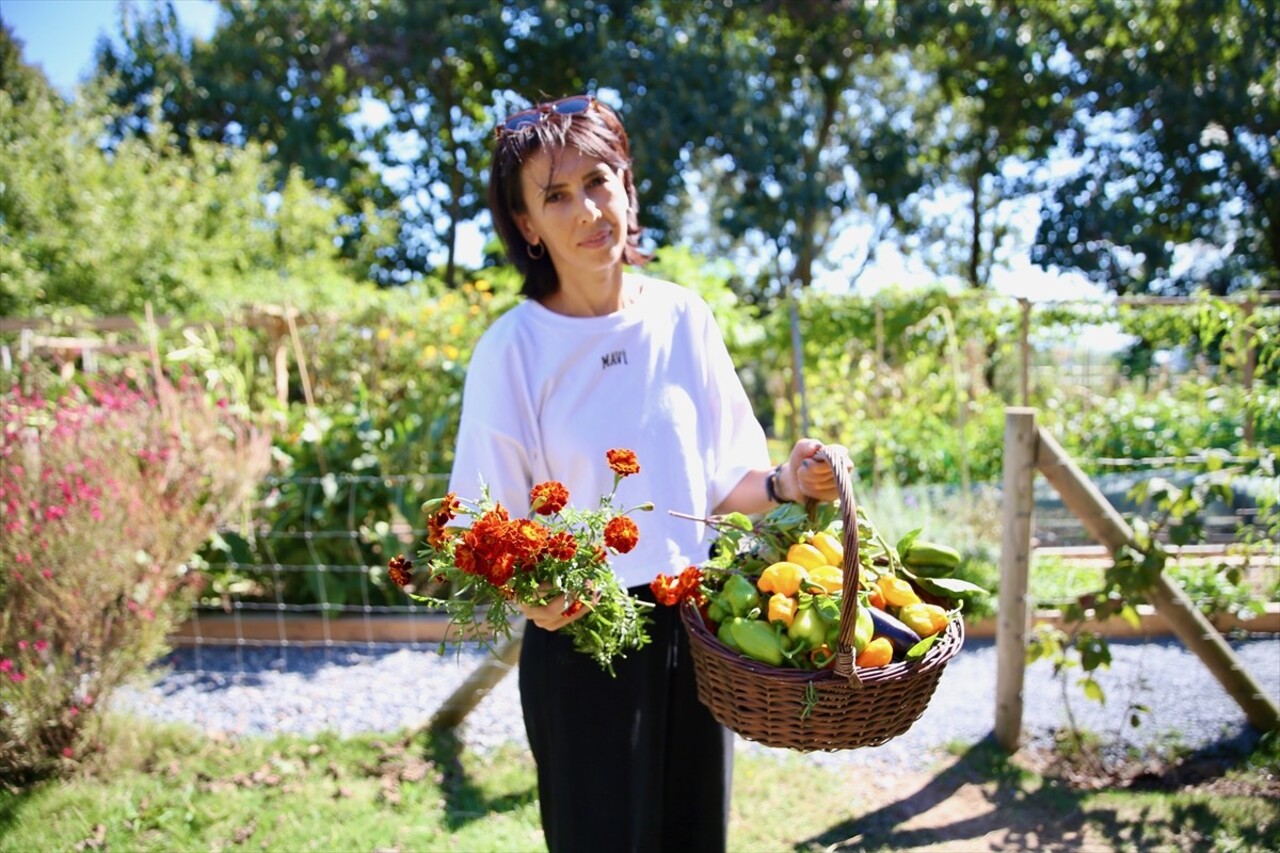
[2,715,1277,852]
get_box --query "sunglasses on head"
[496,94,597,137]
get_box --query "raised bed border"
[170,602,1280,647]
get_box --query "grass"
[3,716,1278,852]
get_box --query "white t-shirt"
[447,275,770,588]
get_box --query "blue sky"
[3,0,219,94]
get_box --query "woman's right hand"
[519,589,594,631]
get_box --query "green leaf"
[721,512,753,532]
[906,634,939,661]
[896,527,923,557]
[1078,634,1112,672]
[1119,604,1141,630]
[916,576,989,597]
[1078,676,1106,705]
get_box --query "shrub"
[0,369,271,785]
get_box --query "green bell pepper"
[728,619,785,666]
[717,617,745,652]
[786,607,826,651]
[723,573,761,618]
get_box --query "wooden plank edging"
[170,603,1280,647]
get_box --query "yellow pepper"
[877,575,922,608]
[786,542,827,571]
[899,602,949,637]
[810,530,844,566]
[805,564,844,594]
[757,561,809,597]
[766,593,798,627]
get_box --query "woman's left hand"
[780,438,846,502]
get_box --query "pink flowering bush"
[0,368,271,784]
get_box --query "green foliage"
[356,0,505,285]
[1027,448,1278,754]
[94,0,400,276]
[894,1,1077,287]
[0,367,271,784]
[1051,377,1273,463]
[0,67,383,317]
[788,286,1018,485]
[1030,0,1280,294]
[35,0,1267,300]
[855,483,1001,620]
[198,278,520,610]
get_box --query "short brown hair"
[487,98,650,301]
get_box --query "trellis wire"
[182,471,450,676]
[175,464,1275,680]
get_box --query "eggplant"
[867,605,922,653]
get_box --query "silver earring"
[526,242,545,259]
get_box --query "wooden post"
[1035,427,1280,733]
[269,317,290,406]
[787,284,810,437]
[995,408,1038,752]
[1019,298,1031,407]
[1242,299,1256,446]
[428,624,525,733]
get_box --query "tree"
[356,0,505,287]
[1031,0,1279,295]
[94,0,399,282]
[666,0,916,297]
[893,0,1076,288]
[0,21,54,109]
[0,39,367,317]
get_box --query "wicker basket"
[680,446,965,751]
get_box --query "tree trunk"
[968,153,983,288]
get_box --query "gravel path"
[115,634,1280,769]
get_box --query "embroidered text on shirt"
[601,350,628,369]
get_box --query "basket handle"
[810,446,864,686]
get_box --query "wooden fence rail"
[995,407,1280,752]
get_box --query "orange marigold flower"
[475,504,510,526]
[509,518,551,567]
[562,599,585,619]
[650,565,703,606]
[606,448,640,477]
[433,492,462,522]
[676,565,704,602]
[603,515,639,554]
[387,555,414,588]
[546,531,577,562]
[486,552,517,587]
[467,506,513,563]
[454,542,480,576]
[650,573,682,606]
[427,514,455,549]
[529,481,569,515]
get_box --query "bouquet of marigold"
[389,449,655,674]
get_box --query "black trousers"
[519,586,733,853]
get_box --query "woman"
[448,93,841,853]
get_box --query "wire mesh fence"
[169,461,1278,682]
[180,471,454,676]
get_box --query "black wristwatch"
[765,463,792,504]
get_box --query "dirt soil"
[803,743,1280,852]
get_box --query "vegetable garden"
[3,0,1278,844]
[3,263,1276,636]
[2,258,1278,848]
